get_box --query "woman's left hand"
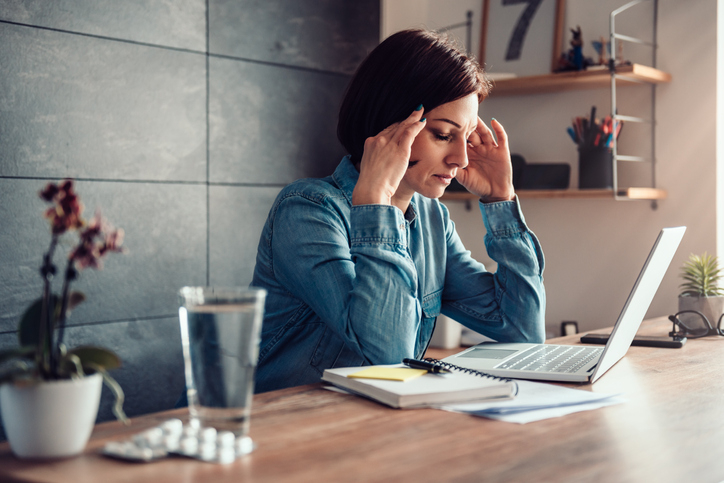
[455,117,515,202]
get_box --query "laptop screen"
[590,226,686,383]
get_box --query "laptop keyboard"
[495,345,603,373]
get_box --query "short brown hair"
[337,29,490,164]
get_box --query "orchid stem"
[39,236,58,380]
[54,262,75,371]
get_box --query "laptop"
[442,226,686,384]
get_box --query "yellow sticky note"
[347,367,427,382]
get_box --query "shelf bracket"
[610,0,660,210]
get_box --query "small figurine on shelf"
[591,37,609,66]
[570,26,584,70]
[554,26,594,72]
[615,41,630,68]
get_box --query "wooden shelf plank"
[619,187,668,200]
[489,64,671,96]
[441,187,667,201]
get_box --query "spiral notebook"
[321,360,517,409]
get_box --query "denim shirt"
[251,156,545,393]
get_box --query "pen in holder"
[568,107,622,190]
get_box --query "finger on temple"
[410,104,425,117]
[397,117,426,147]
[468,130,482,146]
[387,106,424,141]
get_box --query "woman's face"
[397,94,479,201]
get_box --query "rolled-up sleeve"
[441,196,546,343]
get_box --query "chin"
[418,188,446,199]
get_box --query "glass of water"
[178,287,266,438]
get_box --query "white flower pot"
[0,373,103,458]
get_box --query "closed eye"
[434,132,452,142]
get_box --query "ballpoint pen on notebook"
[402,358,452,374]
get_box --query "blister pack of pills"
[102,418,255,465]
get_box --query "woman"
[251,29,545,393]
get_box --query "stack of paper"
[441,380,625,424]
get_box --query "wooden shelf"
[489,64,671,96]
[465,62,672,204]
[442,187,667,201]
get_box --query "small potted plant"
[0,180,128,458]
[678,252,724,325]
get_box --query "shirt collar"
[332,155,359,205]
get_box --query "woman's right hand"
[352,107,427,206]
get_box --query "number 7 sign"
[480,0,564,76]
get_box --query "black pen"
[402,358,452,374]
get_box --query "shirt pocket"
[418,290,443,356]
[422,290,442,318]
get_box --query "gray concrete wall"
[0,0,379,439]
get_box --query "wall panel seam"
[0,19,356,78]
[0,314,178,335]
[0,176,287,188]
[0,18,206,56]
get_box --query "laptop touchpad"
[459,348,518,359]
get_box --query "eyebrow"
[432,118,462,129]
[432,117,476,136]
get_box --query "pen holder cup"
[578,147,613,189]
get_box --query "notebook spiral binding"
[423,358,518,394]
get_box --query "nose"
[446,138,469,169]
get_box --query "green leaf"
[56,354,90,378]
[67,346,121,372]
[92,366,130,425]
[680,252,724,296]
[18,295,59,347]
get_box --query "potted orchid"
[0,180,128,458]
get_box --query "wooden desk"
[2,317,724,483]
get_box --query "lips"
[433,173,455,184]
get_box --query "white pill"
[217,431,235,447]
[235,436,254,455]
[217,447,236,464]
[104,441,124,454]
[199,442,217,460]
[182,425,199,438]
[145,427,164,445]
[179,436,199,455]
[120,441,137,454]
[161,419,184,435]
[128,446,154,461]
[163,434,180,451]
[132,433,150,447]
[199,427,217,443]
